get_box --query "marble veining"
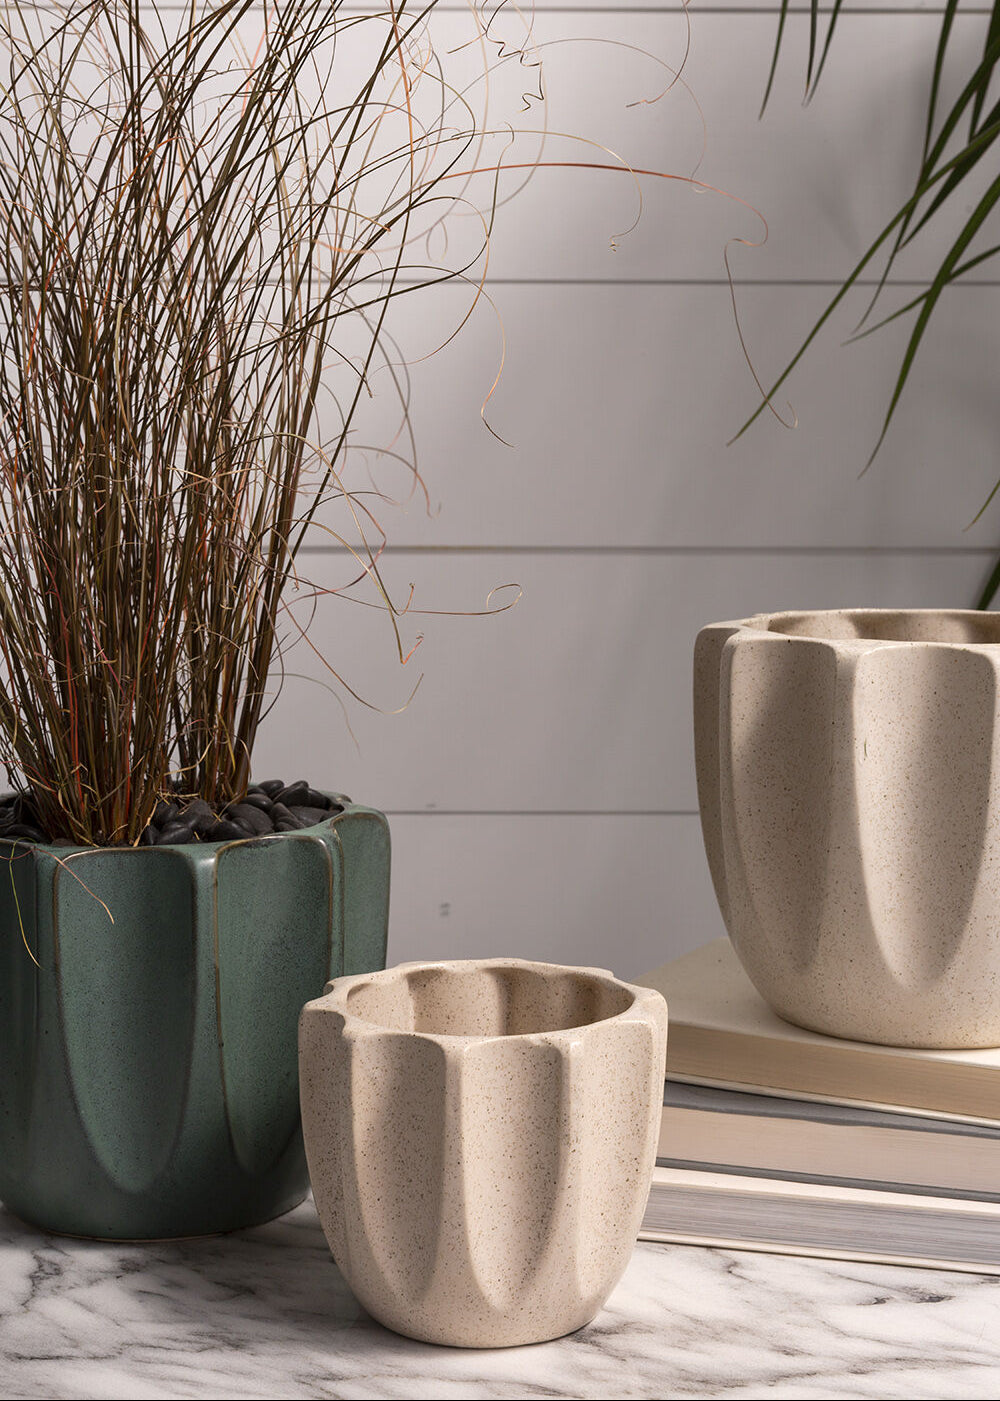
[2,1198,1000,1399]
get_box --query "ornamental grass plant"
[0,0,535,846]
[0,0,723,849]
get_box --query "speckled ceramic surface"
[0,797,390,1239]
[695,609,1000,1049]
[299,958,668,1348]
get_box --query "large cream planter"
[695,609,1000,1049]
[299,958,667,1347]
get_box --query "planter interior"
[343,962,635,1037]
[763,608,1000,644]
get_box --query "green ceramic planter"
[0,794,389,1239]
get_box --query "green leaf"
[845,241,1000,345]
[865,169,1000,467]
[807,0,844,100]
[924,0,961,162]
[760,0,792,117]
[731,123,1000,443]
[904,94,1000,245]
[806,0,820,93]
[857,37,1000,326]
[970,0,1000,137]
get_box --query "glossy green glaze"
[0,797,389,1239]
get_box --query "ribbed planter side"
[301,960,667,1348]
[0,797,389,1239]
[695,610,1000,1048]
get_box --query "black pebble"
[276,780,309,806]
[239,792,273,813]
[184,799,216,834]
[6,824,46,842]
[288,805,329,828]
[228,803,271,835]
[153,800,179,827]
[0,779,333,848]
[157,819,196,845]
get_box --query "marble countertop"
[3,1198,1000,1400]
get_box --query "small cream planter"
[299,958,667,1348]
[695,609,1000,1049]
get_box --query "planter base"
[2,1191,309,1245]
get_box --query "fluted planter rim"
[721,608,1000,650]
[0,789,361,856]
[308,956,663,1044]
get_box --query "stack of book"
[636,940,1000,1273]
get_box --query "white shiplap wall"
[253,3,1000,978]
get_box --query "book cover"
[638,940,1000,1122]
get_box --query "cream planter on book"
[695,609,1000,1049]
[299,958,667,1348]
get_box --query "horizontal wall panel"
[308,281,1000,550]
[70,4,969,15]
[123,5,989,18]
[682,5,972,10]
[471,8,997,285]
[298,7,991,285]
[11,10,991,283]
[698,4,976,9]
[251,548,989,814]
[385,813,721,978]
